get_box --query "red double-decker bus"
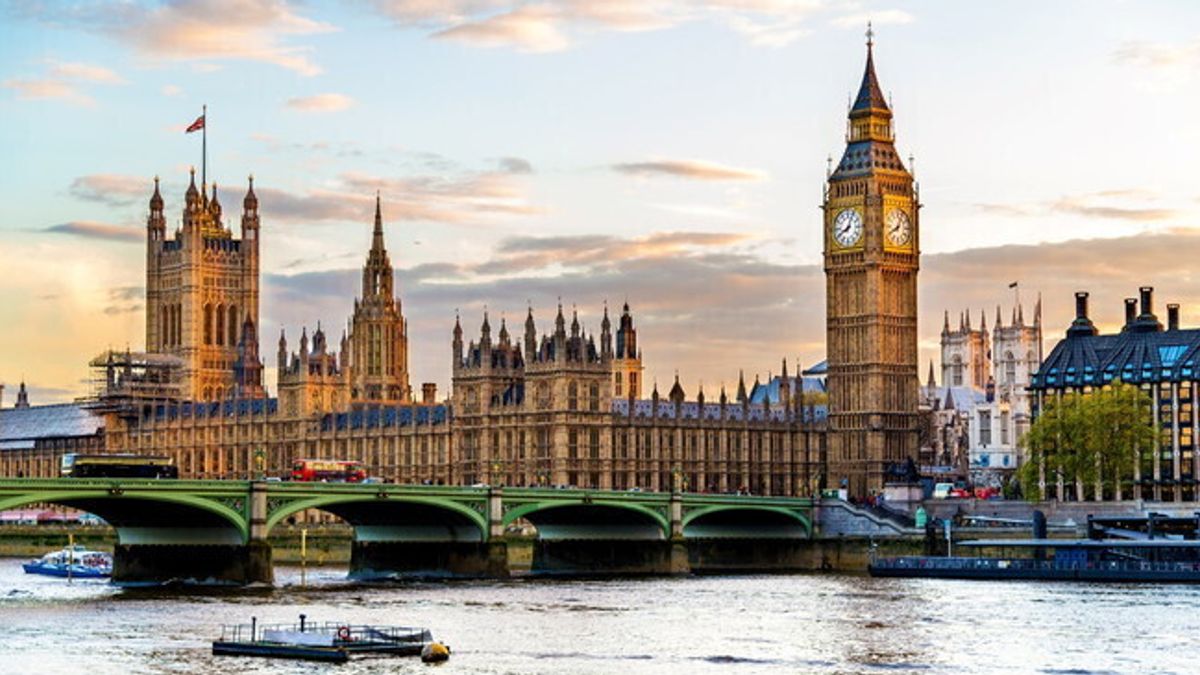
[290,459,367,483]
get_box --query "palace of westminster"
[3,38,917,497]
[19,35,1166,502]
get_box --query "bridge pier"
[112,540,273,586]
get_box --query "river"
[0,562,1194,674]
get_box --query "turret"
[523,306,536,363]
[600,303,612,359]
[452,313,463,364]
[278,329,288,371]
[147,176,165,240]
[15,381,29,409]
[736,370,747,403]
[241,175,260,240]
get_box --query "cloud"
[47,60,126,84]
[368,0,852,51]
[1113,39,1200,68]
[264,227,1200,400]
[69,174,152,207]
[104,285,145,315]
[3,59,126,106]
[286,93,354,112]
[496,156,534,174]
[435,4,570,52]
[612,158,768,181]
[162,84,183,96]
[973,190,1177,223]
[252,165,540,225]
[14,0,335,76]
[44,221,142,243]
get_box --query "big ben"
[823,29,920,497]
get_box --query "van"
[933,482,953,499]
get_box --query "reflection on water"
[1,562,1197,674]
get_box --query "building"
[1,34,939,501]
[823,29,921,496]
[925,301,1043,486]
[144,172,264,401]
[1031,287,1200,502]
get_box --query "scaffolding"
[84,349,184,419]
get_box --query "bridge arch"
[266,495,487,543]
[682,505,811,539]
[503,501,670,540]
[0,489,249,544]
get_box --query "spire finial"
[866,21,874,51]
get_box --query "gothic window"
[615,372,623,397]
[630,372,638,396]
[204,304,213,345]
[951,355,963,387]
[215,304,225,346]
[589,429,600,459]
[589,383,600,411]
[979,410,992,446]
[1004,351,1016,385]
[228,305,238,346]
[568,429,578,460]
[568,381,578,410]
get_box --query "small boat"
[23,545,112,578]
[213,615,434,663]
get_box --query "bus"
[61,453,179,479]
[290,459,367,483]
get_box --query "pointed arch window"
[228,305,238,346]
[215,304,225,346]
[204,304,213,345]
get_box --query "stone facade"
[823,35,920,496]
[145,172,264,401]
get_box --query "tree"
[1018,382,1157,501]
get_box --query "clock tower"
[823,29,920,497]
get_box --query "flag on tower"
[185,114,205,133]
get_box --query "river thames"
[1,563,1194,674]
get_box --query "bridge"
[0,479,814,585]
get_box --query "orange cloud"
[613,158,768,181]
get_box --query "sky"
[2,0,1200,404]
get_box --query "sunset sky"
[3,0,1200,404]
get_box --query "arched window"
[215,304,225,346]
[568,381,579,410]
[951,354,963,387]
[228,305,238,346]
[160,309,168,347]
[589,383,600,411]
[204,304,213,345]
[614,372,623,397]
[1005,351,1016,385]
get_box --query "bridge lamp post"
[253,448,266,481]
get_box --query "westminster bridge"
[0,479,819,585]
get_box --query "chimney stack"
[1067,291,1099,338]
[1124,298,1137,329]
[1168,304,1180,331]
[1139,286,1154,319]
[422,382,437,404]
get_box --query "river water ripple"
[0,563,1194,674]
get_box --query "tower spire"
[372,190,385,252]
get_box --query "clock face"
[833,209,863,247]
[886,209,912,246]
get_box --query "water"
[0,562,1195,674]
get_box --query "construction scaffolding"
[84,349,184,419]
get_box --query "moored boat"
[22,545,112,578]
[212,615,434,662]
[870,513,1200,582]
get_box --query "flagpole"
[201,104,207,191]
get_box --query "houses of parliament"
[0,36,920,498]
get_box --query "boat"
[213,615,434,663]
[870,513,1200,582]
[22,545,112,579]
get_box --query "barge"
[870,513,1200,582]
[213,615,433,663]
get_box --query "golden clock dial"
[885,209,911,246]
